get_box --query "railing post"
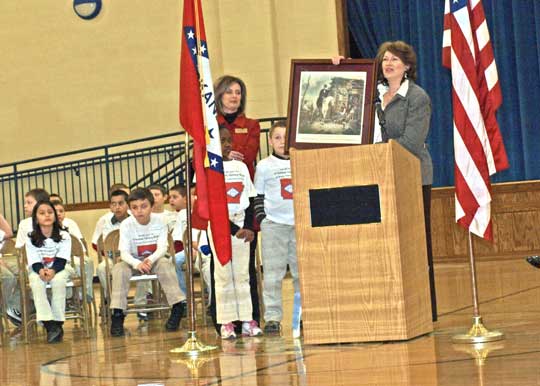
[105,146,111,199]
[13,164,21,228]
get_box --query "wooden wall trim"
[65,201,109,212]
[431,180,540,263]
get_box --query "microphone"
[374,98,389,142]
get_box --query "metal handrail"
[0,117,284,230]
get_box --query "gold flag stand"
[452,232,504,344]
[170,0,217,358]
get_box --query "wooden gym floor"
[1,259,540,386]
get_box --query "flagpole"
[452,232,504,344]
[170,0,217,356]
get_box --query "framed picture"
[285,59,377,151]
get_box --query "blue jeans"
[174,251,187,294]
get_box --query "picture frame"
[285,59,377,152]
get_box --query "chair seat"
[130,274,158,282]
[45,279,82,289]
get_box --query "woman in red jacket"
[215,75,261,179]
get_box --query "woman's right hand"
[331,56,346,65]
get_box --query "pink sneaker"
[220,323,236,340]
[242,320,263,337]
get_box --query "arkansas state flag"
[180,0,231,265]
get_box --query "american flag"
[442,0,508,240]
[180,0,231,265]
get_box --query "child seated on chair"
[214,126,262,339]
[0,212,18,323]
[148,184,176,232]
[91,183,130,252]
[254,120,301,337]
[52,200,95,301]
[169,184,212,305]
[94,189,130,295]
[8,188,50,326]
[109,187,186,336]
[26,200,72,343]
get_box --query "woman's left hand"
[229,150,245,161]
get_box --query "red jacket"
[217,113,260,179]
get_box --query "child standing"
[254,120,300,336]
[215,127,262,339]
[26,201,72,343]
[109,188,186,336]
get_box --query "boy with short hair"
[254,120,300,336]
[169,184,212,303]
[16,188,50,249]
[94,189,130,294]
[91,183,130,252]
[52,200,95,300]
[109,187,186,336]
[148,184,176,231]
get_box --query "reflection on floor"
[1,260,540,386]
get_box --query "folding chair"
[0,240,15,336]
[0,239,20,337]
[179,230,209,326]
[95,234,110,324]
[17,236,92,343]
[103,229,172,323]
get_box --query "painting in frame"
[285,59,377,151]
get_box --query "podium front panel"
[290,143,432,344]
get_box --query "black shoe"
[263,321,281,335]
[46,321,63,344]
[137,312,148,322]
[526,255,540,269]
[181,300,188,318]
[165,302,185,331]
[110,309,125,337]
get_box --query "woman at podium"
[373,40,436,321]
[335,41,437,320]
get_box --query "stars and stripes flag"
[442,0,509,240]
[180,0,231,265]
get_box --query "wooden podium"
[290,141,433,344]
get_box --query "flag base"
[452,316,505,344]
[453,340,505,366]
[170,331,218,357]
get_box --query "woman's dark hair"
[375,40,417,83]
[214,75,247,115]
[29,200,65,247]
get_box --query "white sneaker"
[220,323,237,340]
[242,320,263,337]
[7,307,22,326]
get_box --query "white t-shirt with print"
[118,214,168,269]
[25,230,71,269]
[15,217,33,248]
[254,155,295,225]
[224,160,257,217]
